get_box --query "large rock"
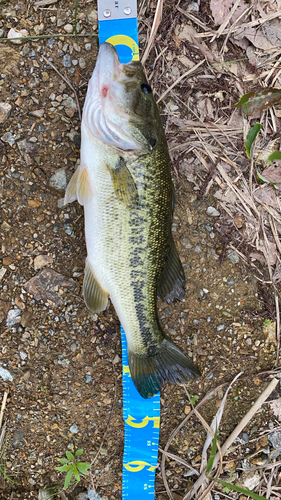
[24,268,76,306]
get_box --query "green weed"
[56,445,91,490]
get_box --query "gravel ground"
[0,1,280,499]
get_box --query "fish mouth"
[94,42,122,96]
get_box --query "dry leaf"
[255,185,281,209]
[270,398,281,421]
[258,239,277,266]
[210,0,248,26]
[234,19,281,50]
[262,165,281,184]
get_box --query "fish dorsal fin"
[64,165,93,206]
[157,236,186,304]
[108,157,138,205]
[83,259,109,313]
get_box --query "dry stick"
[0,421,7,453]
[220,6,252,57]
[198,9,281,39]
[261,218,281,363]
[266,466,276,499]
[161,384,226,500]
[214,377,279,467]
[211,0,242,43]
[159,448,199,476]
[141,0,163,65]
[157,60,205,103]
[35,0,58,5]
[184,377,279,499]
[41,54,82,121]
[177,7,211,32]
[0,391,8,431]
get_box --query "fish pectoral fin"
[64,167,79,205]
[64,165,93,206]
[128,338,201,399]
[108,157,138,205]
[83,260,109,313]
[157,236,186,303]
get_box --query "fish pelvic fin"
[64,165,93,206]
[157,236,186,303]
[108,157,138,205]
[83,259,109,313]
[128,338,201,399]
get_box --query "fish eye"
[141,83,152,94]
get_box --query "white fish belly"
[84,169,148,352]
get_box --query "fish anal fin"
[64,165,93,206]
[128,338,201,399]
[108,157,138,205]
[158,237,186,304]
[83,260,108,313]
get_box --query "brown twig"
[0,391,8,432]
[141,0,163,65]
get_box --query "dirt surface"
[0,1,280,499]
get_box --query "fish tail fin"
[128,338,201,399]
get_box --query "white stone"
[0,102,12,124]
[8,28,28,44]
[64,24,74,34]
[207,206,220,217]
[34,255,53,271]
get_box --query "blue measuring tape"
[97,1,161,498]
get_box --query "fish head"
[83,42,160,154]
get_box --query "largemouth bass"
[65,43,201,398]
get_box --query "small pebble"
[241,432,249,442]
[227,251,240,264]
[6,308,21,327]
[186,2,200,12]
[62,54,71,68]
[227,278,234,285]
[49,169,67,191]
[194,245,201,253]
[206,316,211,323]
[1,132,15,146]
[69,424,79,434]
[0,30,3,37]
[0,102,12,123]
[216,324,225,331]
[47,37,56,49]
[193,319,200,325]
[206,372,213,379]
[85,43,92,51]
[269,430,281,451]
[79,57,86,69]
[210,232,215,239]
[205,223,212,232]
[64,24,74,34]
[86,375,92,383]
[0,366,13,382]
[207,206,220,217]
[19,351,27,360]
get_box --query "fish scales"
[65,43,201,398]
